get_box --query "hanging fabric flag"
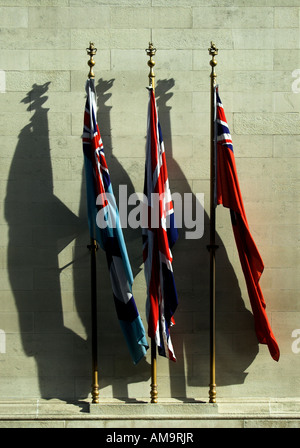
[142,87,178,361]
[82,78,148,364]
[215,85,280,361]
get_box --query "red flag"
[216,86,280,361]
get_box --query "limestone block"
[233,29,299,50]
[193,7,274,29]
[152,29,233,50]
[0,28,71,51]
[234,113,300,135]
[274,50,300,70]
[70,0,150,5]
[29,6,111,29]
[231,135,273,158]
[71,29,150,50]
[29,49,110,72]
[6,71,71,92]
[0,7,28,28]
[111,7,150,29]
[274,7,299,28]
[111,49,148,71]
[274,92,300,113]
[0,0,68,4]
[273,135,300,158]
[0,51,29,71]
[151,7,192,29]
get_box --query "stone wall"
[0,1,299,402]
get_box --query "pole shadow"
[155,78,259,400]
[4,83,87,401]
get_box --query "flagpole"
[88,237,99,403]
[208,42,218,404]
[146,42,158,404]
[86,42,100,404]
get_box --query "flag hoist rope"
[208,42,219,404]
[86,42,100,404]
[146,42,158,404]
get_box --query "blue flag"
[82,78,148,364]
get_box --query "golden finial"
[86,42,97,79]
[208,42,218,86]
[208,42,218,68]
[146,42,157,89]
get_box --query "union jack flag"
[215,86,280,361]
[142,87,178,361]
[82,78,148,364]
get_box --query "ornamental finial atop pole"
[86,42,97,79]
[208,42,218,86]
[146,42,156,89]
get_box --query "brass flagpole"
[146,42,158,404]
[86,42,100,404]
[88,237,99,404]
[208,42,218,404]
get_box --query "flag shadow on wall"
[155,79,259,399]
[5,80,150,403]
[5,83,88,401]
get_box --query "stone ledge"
[0,398,299,429]
[89,401,216,418]
[88,398,300,422]
[0,398,299,421]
